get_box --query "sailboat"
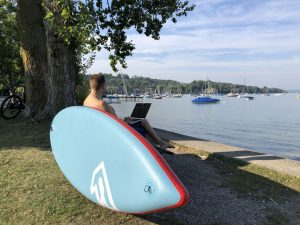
[173,87,182,98]
[192,80,220,104]
[172,93,182,98]
[215,83,224,96]
[144,87,153,98]
[237,82,254,100]
[227,93,238,97]
[274,90,284,96]
[226,84,238,97]
[263,87,270,96]
[154,86,162,99]
[238,94,254,100]
[227,89,238,97]
[204,80,217,95]
[166,89,172,97]
[192,96,220,104]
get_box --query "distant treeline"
[90,73,286,95]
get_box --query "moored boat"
[173,93,182,98]
[154,95,162,99]
[237,94,248,98]
[192,96,220,104]
[227,85,239,97]
[227,93,238,97]
[246,96,254,100]
[238,94,254,100]
[144,94,153,99]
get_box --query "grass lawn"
[0,118,158,225]
[1,117,300,225]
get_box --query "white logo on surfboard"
[90,161,118,210]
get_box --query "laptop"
[129,103,151,124]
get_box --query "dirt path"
[141,149,300,225]
[144,153,267,225]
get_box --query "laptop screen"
[130,103,151,118]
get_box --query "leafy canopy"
[0,0,23,91]
[45,0,195,71]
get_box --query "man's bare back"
[83,94,117,116]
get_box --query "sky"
[87,0,300,89]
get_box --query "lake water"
[111,94,300,161]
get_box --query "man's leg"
[141,119,173,149]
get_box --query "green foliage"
[44,0,195,72]
[75,73,90,105]
[82,73,285,95]
[0,0,23,92]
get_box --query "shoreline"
[155,128,300,179]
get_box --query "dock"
[104,96,144,103]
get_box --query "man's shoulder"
[96,99,106,106]
[94,99,109,111]
[83,96,105,108]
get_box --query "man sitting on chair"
[83,74,172,149]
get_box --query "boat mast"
[121,73,128,96]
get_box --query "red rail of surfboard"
[92,107,190,214]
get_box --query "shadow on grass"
[205,153,300,202]
[0,117,51,150]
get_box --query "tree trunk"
[18,0,77,119]
[18,0,49,119]
[43,0,77,116]
[43,31,77,115]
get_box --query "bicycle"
[0,85,26,119]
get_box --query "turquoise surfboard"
[50,106,189,214]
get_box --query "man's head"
[89,74,106,96]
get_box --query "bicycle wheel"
[0,95,23,119]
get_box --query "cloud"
[88,0,300,89]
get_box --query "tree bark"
[18,0,49,119]
[43,0,77,115]
[43,30,77,115]
[18,0,77,119]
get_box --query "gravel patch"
[143,151,269,225]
